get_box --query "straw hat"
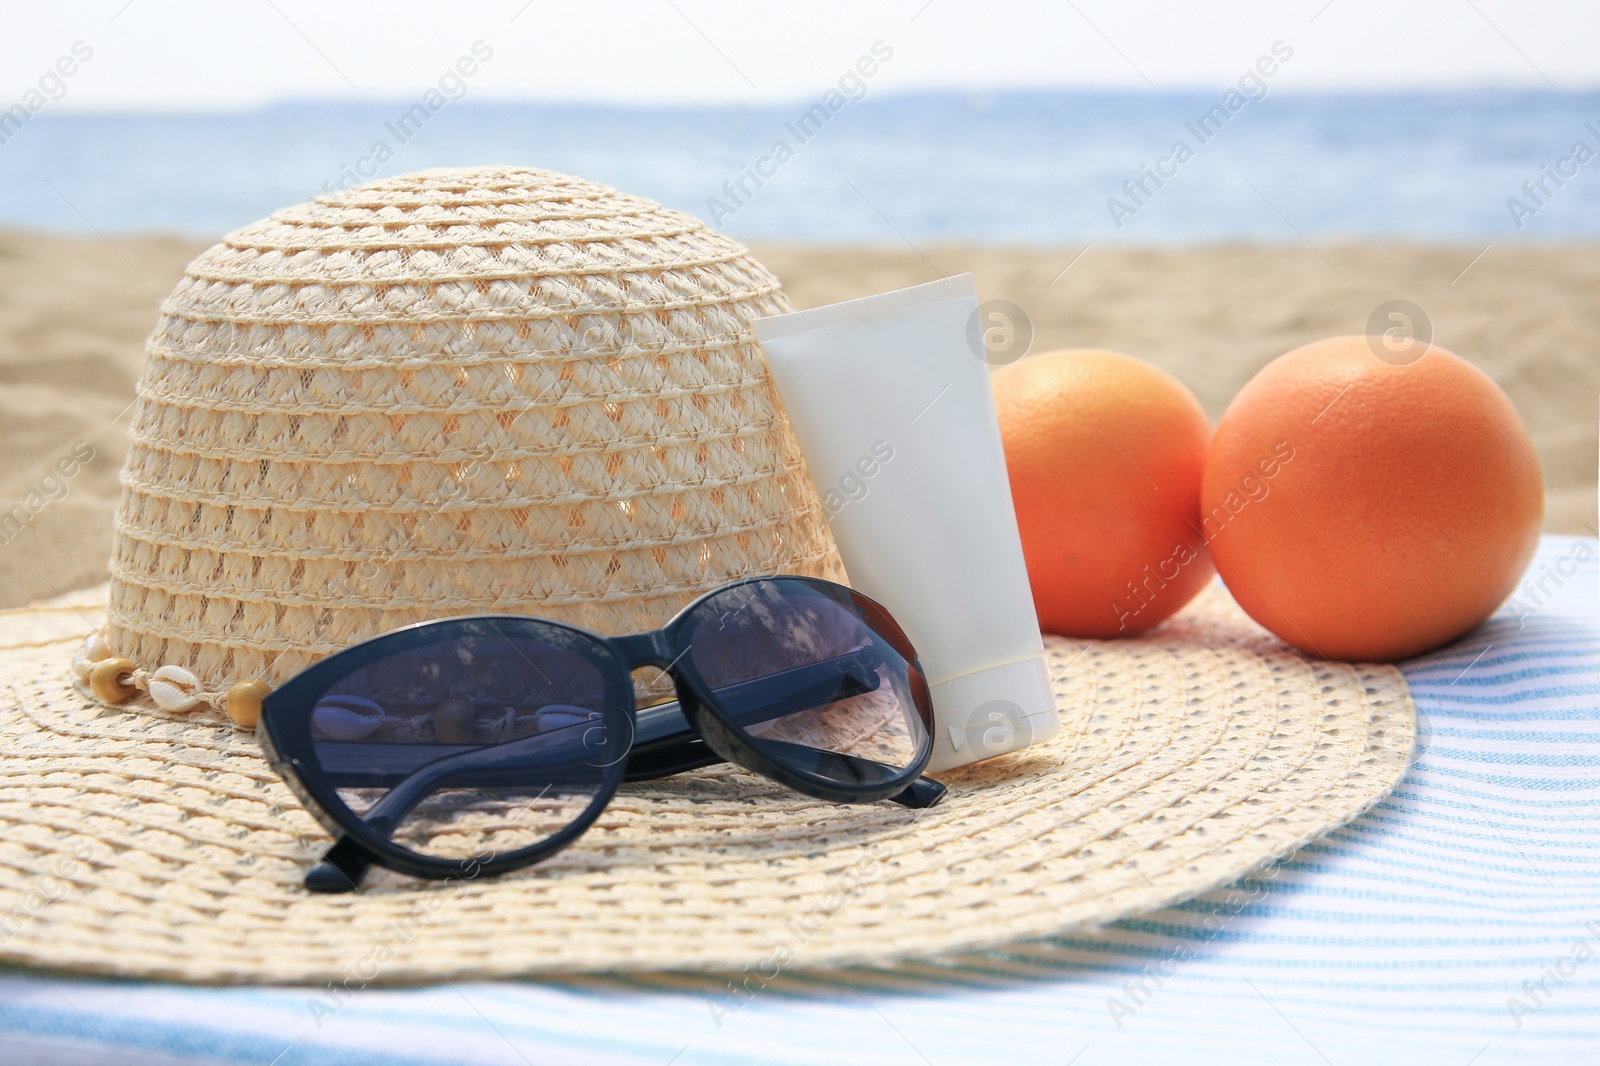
[0,167,1414,983]
[102,165,843,709]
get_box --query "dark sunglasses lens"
[301,620,627,863]
[679,579,931,788]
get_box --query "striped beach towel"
[3,535,1596,1065]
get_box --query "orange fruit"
[993,348,1214,637]
[1201,335,1543,662]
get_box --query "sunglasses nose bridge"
[610,631,676,670]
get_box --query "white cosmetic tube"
[753,274,1057,771]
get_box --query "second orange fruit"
[993,348,1213,637]
[1200,336,1543,661]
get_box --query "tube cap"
[926,655,1059,772]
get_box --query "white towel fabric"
[1,536,1596,1066]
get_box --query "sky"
[4,0,1598,112]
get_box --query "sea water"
[1,91,1597,241]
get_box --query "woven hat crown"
[105,166,843,695]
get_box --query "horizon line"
[28,83,1600,119]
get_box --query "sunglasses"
[259,575,945,892]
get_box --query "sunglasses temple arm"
[304,732,607,893]
[625,647,886,782]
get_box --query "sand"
[1,230,1594,610]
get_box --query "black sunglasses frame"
[259,575,942,892]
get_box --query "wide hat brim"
[0,582,1412,984]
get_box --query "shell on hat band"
[72,633,271,728]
